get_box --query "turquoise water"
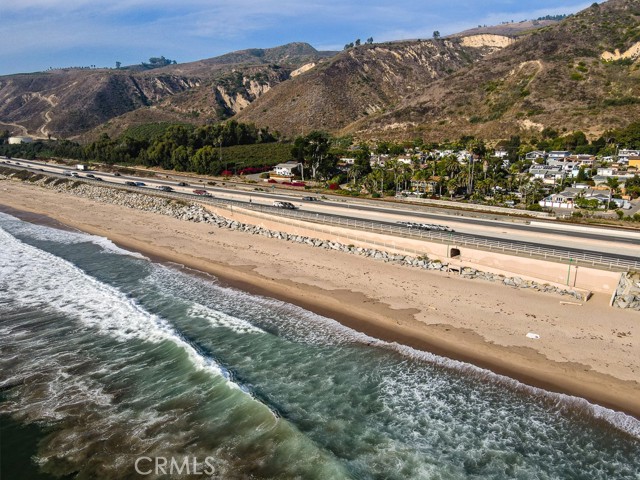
[0,211,639,479]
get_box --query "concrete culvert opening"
[450,248,461,258]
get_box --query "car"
[63,171,72,176]
[177,182,188,186]
[192,189,212,196]
[157,185,173,192]
[273,201,296,209]
[302,196,319,201]
[125,181,137,186]
[85,174,95,178]
[113,172,121,177]
[135,182,146,187]
[94,177,104,181]
[71,172,79,177]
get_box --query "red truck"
[192,189,212,196]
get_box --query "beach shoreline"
[1,181,639,420]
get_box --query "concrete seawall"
[216,205,621,296]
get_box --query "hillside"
[0,43,336,140]
[354,0,640,141]
[235,36,508,137]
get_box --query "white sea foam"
[141,262,640,440]
[0,227,233,388]
[188,304,265,335]
[0,211,146,258]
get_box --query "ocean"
[1,210,639,479]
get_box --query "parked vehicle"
[76,164,87,171]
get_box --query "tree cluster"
[344,37,374,50]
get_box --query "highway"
[2,157,638,266]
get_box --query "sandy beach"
[2,180,639,418]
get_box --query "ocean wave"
[0,211,146,258]
[0,227,234,389]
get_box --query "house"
[596,167,618,177]
[547,151,571,160]
[340,157,355,165]
[494,149,509,159]
[525,150,546,161]
[539,188,581,209]
[411,177,440,194]
[396,156,413,165]
[619,149,640,162]
[370,154,389,167]
[629,157,640,169]
[8,136,33,144]
[272,161,301,178]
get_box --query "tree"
[366,37,374,44]
[292,131,335,180]
[355,38,361,46]
[605,176,620,193]
[115,61,121,69]
[433,31,441,39]
[350,144,372,183]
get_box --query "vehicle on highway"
[396,221,454,232]
[113,172,121,176]
[135,182,146,187]
[63,171,72,176]
[85,174,95,178]
[157,186,173,192]
[177,182,188,186]
[71,172,79,177]
[94,177,104,181]
[302,196,319,201]
[192,189,212,196]
[273,201,296,209]
[124,181,137,186]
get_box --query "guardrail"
[230,203,639,272]
[3,163,638,272]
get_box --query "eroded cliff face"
[212,67,291,117]
[236,37,508,135]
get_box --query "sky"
[0,0,591,76]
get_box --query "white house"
[272,162,301,177]
[548,151,571,160]
[596,167,617,177]
[618,149,640,163]
[8,136,33,144]
[494,149,509,159]
[539,188,581,209]
[525,150,546,161]
[340,157,355,165]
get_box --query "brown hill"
[354,0,640,141]
[0,43,336,140]
[234,0,640,143]
[235,37,508,137]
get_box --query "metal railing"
[4,163,638,272]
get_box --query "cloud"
[0,0,592,75]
